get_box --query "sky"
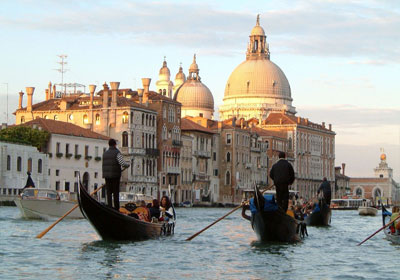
[0,0,399,181]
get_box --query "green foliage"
[0,126,49,151]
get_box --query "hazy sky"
[0,0,399,180]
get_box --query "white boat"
[330,198,364,210]
[14,188,83,219]
[119,192,154,207]
[358,199,378,216]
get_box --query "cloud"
[1,0,400,63]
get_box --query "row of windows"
[6,156,42,173]
[56,143,103,158]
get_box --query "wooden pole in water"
[186,185,275,241]
[36,185,104,239]
[357,214,400,246]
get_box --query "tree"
[0,126,49,151]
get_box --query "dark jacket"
[318,181,331,196]
[270,159,295,186]
[102,147,122,179]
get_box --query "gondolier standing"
[269,152,295,213]
[317,177,331,205]
[102,139,130,210]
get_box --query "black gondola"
[305,199,331,226]
[242,186,306,242]
[77,181,175,241]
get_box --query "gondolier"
[102,139,130,210]
[269,152,295,213]
[317,177,331,205]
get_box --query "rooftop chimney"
[89,84,96,110]
[141,78,151,103]
[102,82,109,108]
[47,82,52,100]
[110,82,119,107]
[297,116,301,124]
[322,122,325,128]
[329,124,332,131]
[137,88,144,104]
[52,84,56,99]
[240,118,244,129]
[18,91,24,109]
[342,163,346,176]
[26,87,35,112]
[45,89,50,101]
[305,118,309,125]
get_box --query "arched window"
[225,171,231,185]
[38,159,42,173]
[130,112,133,123]
[44,115,48,119]
[356,188,362,197]
[374,188,382,198]
[122,131,128,147]
[152,116,155,127]
[54,115,58,120]
[122,111,129,124]
[131,131,134,147]
[83,114,88,124]
[27,158,32,173]
[163,89,166,95]
[145,114,149,126]
[142,113,144,125]
[17,157,22,172]
[20,116,25,123]
[7,155,11,171]
[226,152,231,162]
[95,114,100,125]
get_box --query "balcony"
[166,166,180,174]
[145,148,160,157]
[172,140,182,147]
[193,150,211,158]
[245,163,253,169]
[193,174,210,182]
[131,175,157,184]
[250,146,260,152]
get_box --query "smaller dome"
[174,80,214,110]
[251,25,265,36]
[159,60,170,76]
[380,153,386,161]
[175,65,186,81]
[189,54,199,72]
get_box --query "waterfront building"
[350,152,400,205]
[179,133,193,204]
[334,163,350,199]
[20,118,109,194]
[0,141,48,198]
[181,117,215,205]
[14,84,159,196]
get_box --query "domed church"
[219,15,296,121]
[174,55,214,119]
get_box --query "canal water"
[0,206,398,279]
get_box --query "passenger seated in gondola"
[160,196,174,221]
[390,206,400,234]
[149,199,161,222]
[132,200,150,222]
[119,202,139,219]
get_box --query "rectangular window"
[213,152,216,161]
[56,170,60,176]
[214,169,218,176]
[94,172,98,179]
[75,144,79,155]
[66,143,69,155]
[226,134,232,145]
[162,176,166,185]
[85,145,89,157]
[48,169,51,175]
[56,142,60,153]
[65,182,70,192]
[95,146,99,157]
[55,181,60,191]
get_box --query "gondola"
[305,199,331,226]
[382,205,400,244]
[242,186,306,242]
[77,181,175,241]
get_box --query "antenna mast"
[55,55,68,94]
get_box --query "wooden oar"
[185,185,274,241]
[36,185,104,239]
[357,214,400,246]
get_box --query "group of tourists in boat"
[240,152,332,243]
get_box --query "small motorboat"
[14,188,83,219]
[305,199,332,226]
[358,199,378,216]
[78,181,175,241]
[242,186,306,242]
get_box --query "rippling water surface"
[1,206,399,279]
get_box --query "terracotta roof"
[130,90,181,104]
[264,113,332,132]
[21,118,110,140]
[181,118,215,134]
[250,127,287,138]
[350,177,390,183]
